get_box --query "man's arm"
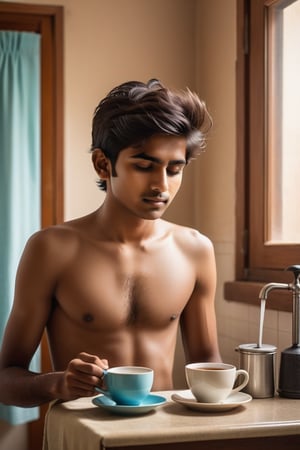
[0,230,107,406]
[0,356,107,407]
[180,235,222,363]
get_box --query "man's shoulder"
[168,221,212,244]
[166,221,214,256]
[26,219,86,256]
[30,211,95,242]
[29,223,75,242]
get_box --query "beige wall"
[0,1,292,449]
[61,0,198,223]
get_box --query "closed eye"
[133,160,185,176]
[167,165,185,176]
[134,164,184,175]
[134,164,153,171]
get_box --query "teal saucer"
[92,393,167,415]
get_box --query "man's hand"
[56,352,109,401]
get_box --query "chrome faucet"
[259,265,300,347]
[259,265,300,398]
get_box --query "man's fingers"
[77,352,108,369]
[67,353,108,381]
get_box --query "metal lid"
[237,343,277,354]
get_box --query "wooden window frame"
[224,0,299,312]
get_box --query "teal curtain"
[0,31,41,425]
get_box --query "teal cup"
[96,366,154,406]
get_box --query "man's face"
[106,135,187,220]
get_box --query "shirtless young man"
[0,79,221,407]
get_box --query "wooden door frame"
[0,2,64,449]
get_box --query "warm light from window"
[267,0,300,243]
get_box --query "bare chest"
[54,243,196,329]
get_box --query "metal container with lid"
[236,343,277,398]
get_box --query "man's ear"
[92,149,111,179]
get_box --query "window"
[224,0,300,311]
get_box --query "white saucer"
[171,390,252,412]
[92,394,167,415]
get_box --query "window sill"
[224,280,292,313]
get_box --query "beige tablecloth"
[42,391,300,450]
[42,398,102,450]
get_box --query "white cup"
[185,362,249,403]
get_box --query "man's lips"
[142,196,169,204]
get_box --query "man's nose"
[150,170,168,193]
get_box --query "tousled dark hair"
[91,79,212,191]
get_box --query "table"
[42,391,300,450]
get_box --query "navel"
[82,313,94,323]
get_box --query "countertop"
[43,390,300,450]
